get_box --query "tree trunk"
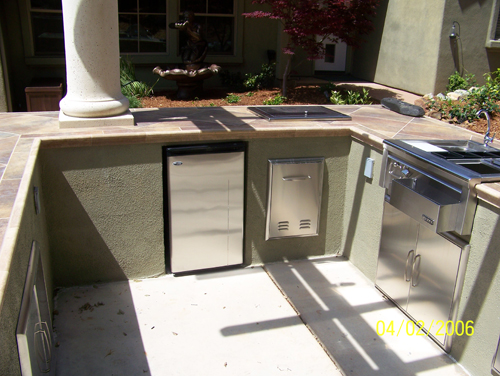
[282,55,292,98]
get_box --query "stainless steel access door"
[266,158,324,240]
[375,201,418,310]
[167,146,244,273]
[406,225,463,344]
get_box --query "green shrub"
[244,63,276,90]
[124,94,142,108]
[446,71,476,92]
[329,88,372,105]
[120,57,157,102]
[225,94,241,104]
[263,94,286,105]
[329,90,346,105]
[426,69,500,123]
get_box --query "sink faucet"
[476,109,495,146]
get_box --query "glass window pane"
[208,0,233,14]
[140,0,166,14]
[119,0,137,13]
[325,44,335,63]
[139,15,167,52]
[31,12,64,56]
[30,0,61,11]
[203,16,233,55]
[119,14,139,53]
[180,0,205,13]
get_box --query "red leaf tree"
[243,0,379,96]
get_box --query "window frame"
[18,0,243,66]
[486,0,500,48]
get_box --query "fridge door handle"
[282,175,311,181]
[411,254,421,287]
[404,250,415,282]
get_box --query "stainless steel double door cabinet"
[375,201,469,351]
[166,143,245,273]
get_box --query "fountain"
[153,11,220,100]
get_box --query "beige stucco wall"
[341,140,385,281]
[352,0,500,95]
[40,145,165,287]
[357,0,446,95]
[0,160,51,375]
[452,200,500,376]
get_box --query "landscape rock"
[447,92,462,101]
[436,93,447,100]
[381,97,425,117]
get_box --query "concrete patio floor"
[52,257,469,375]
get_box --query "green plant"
[120,57,157,108]
[244,63,276,90]
[125,94,142,108]
[246,92,255,97]
[446,71,476,92]
[263,94,286,105]
[329,90,346,105]
[225,94,241,103]
[329,88,372,105]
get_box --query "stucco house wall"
[352,0,500,95]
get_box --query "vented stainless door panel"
[266,158,324,240]
[406,226,462,345]
[168,151,244,273]
[375,201,418,310]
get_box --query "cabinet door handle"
[404,250,415,282]
[411,254,421,287]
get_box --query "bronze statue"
[169,11,208,66]
[153,10,220,100]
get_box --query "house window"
[29,0,64,56]
[118,0,168,53]
[178,0,235,55]
[324,44,336,64]
[27,0,168,56]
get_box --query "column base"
[59,110,135,128]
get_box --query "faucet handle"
[485,132,495,146]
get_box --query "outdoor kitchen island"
[0,105,499,376]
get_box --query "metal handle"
[411,254,421,287]
[34,322,51,372]
[282,175,311,181]
[404,250,415,282]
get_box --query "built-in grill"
[376,139,500,352]
[380,139,500,236]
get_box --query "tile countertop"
[0,105,499,250]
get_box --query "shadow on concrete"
[53,281,151,375]
[221,257,466,376]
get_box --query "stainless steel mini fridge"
[166,143,245,273]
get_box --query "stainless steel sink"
[426,140,495,152]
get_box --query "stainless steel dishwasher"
[166,142,245,274]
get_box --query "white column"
[59,0,134,128]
